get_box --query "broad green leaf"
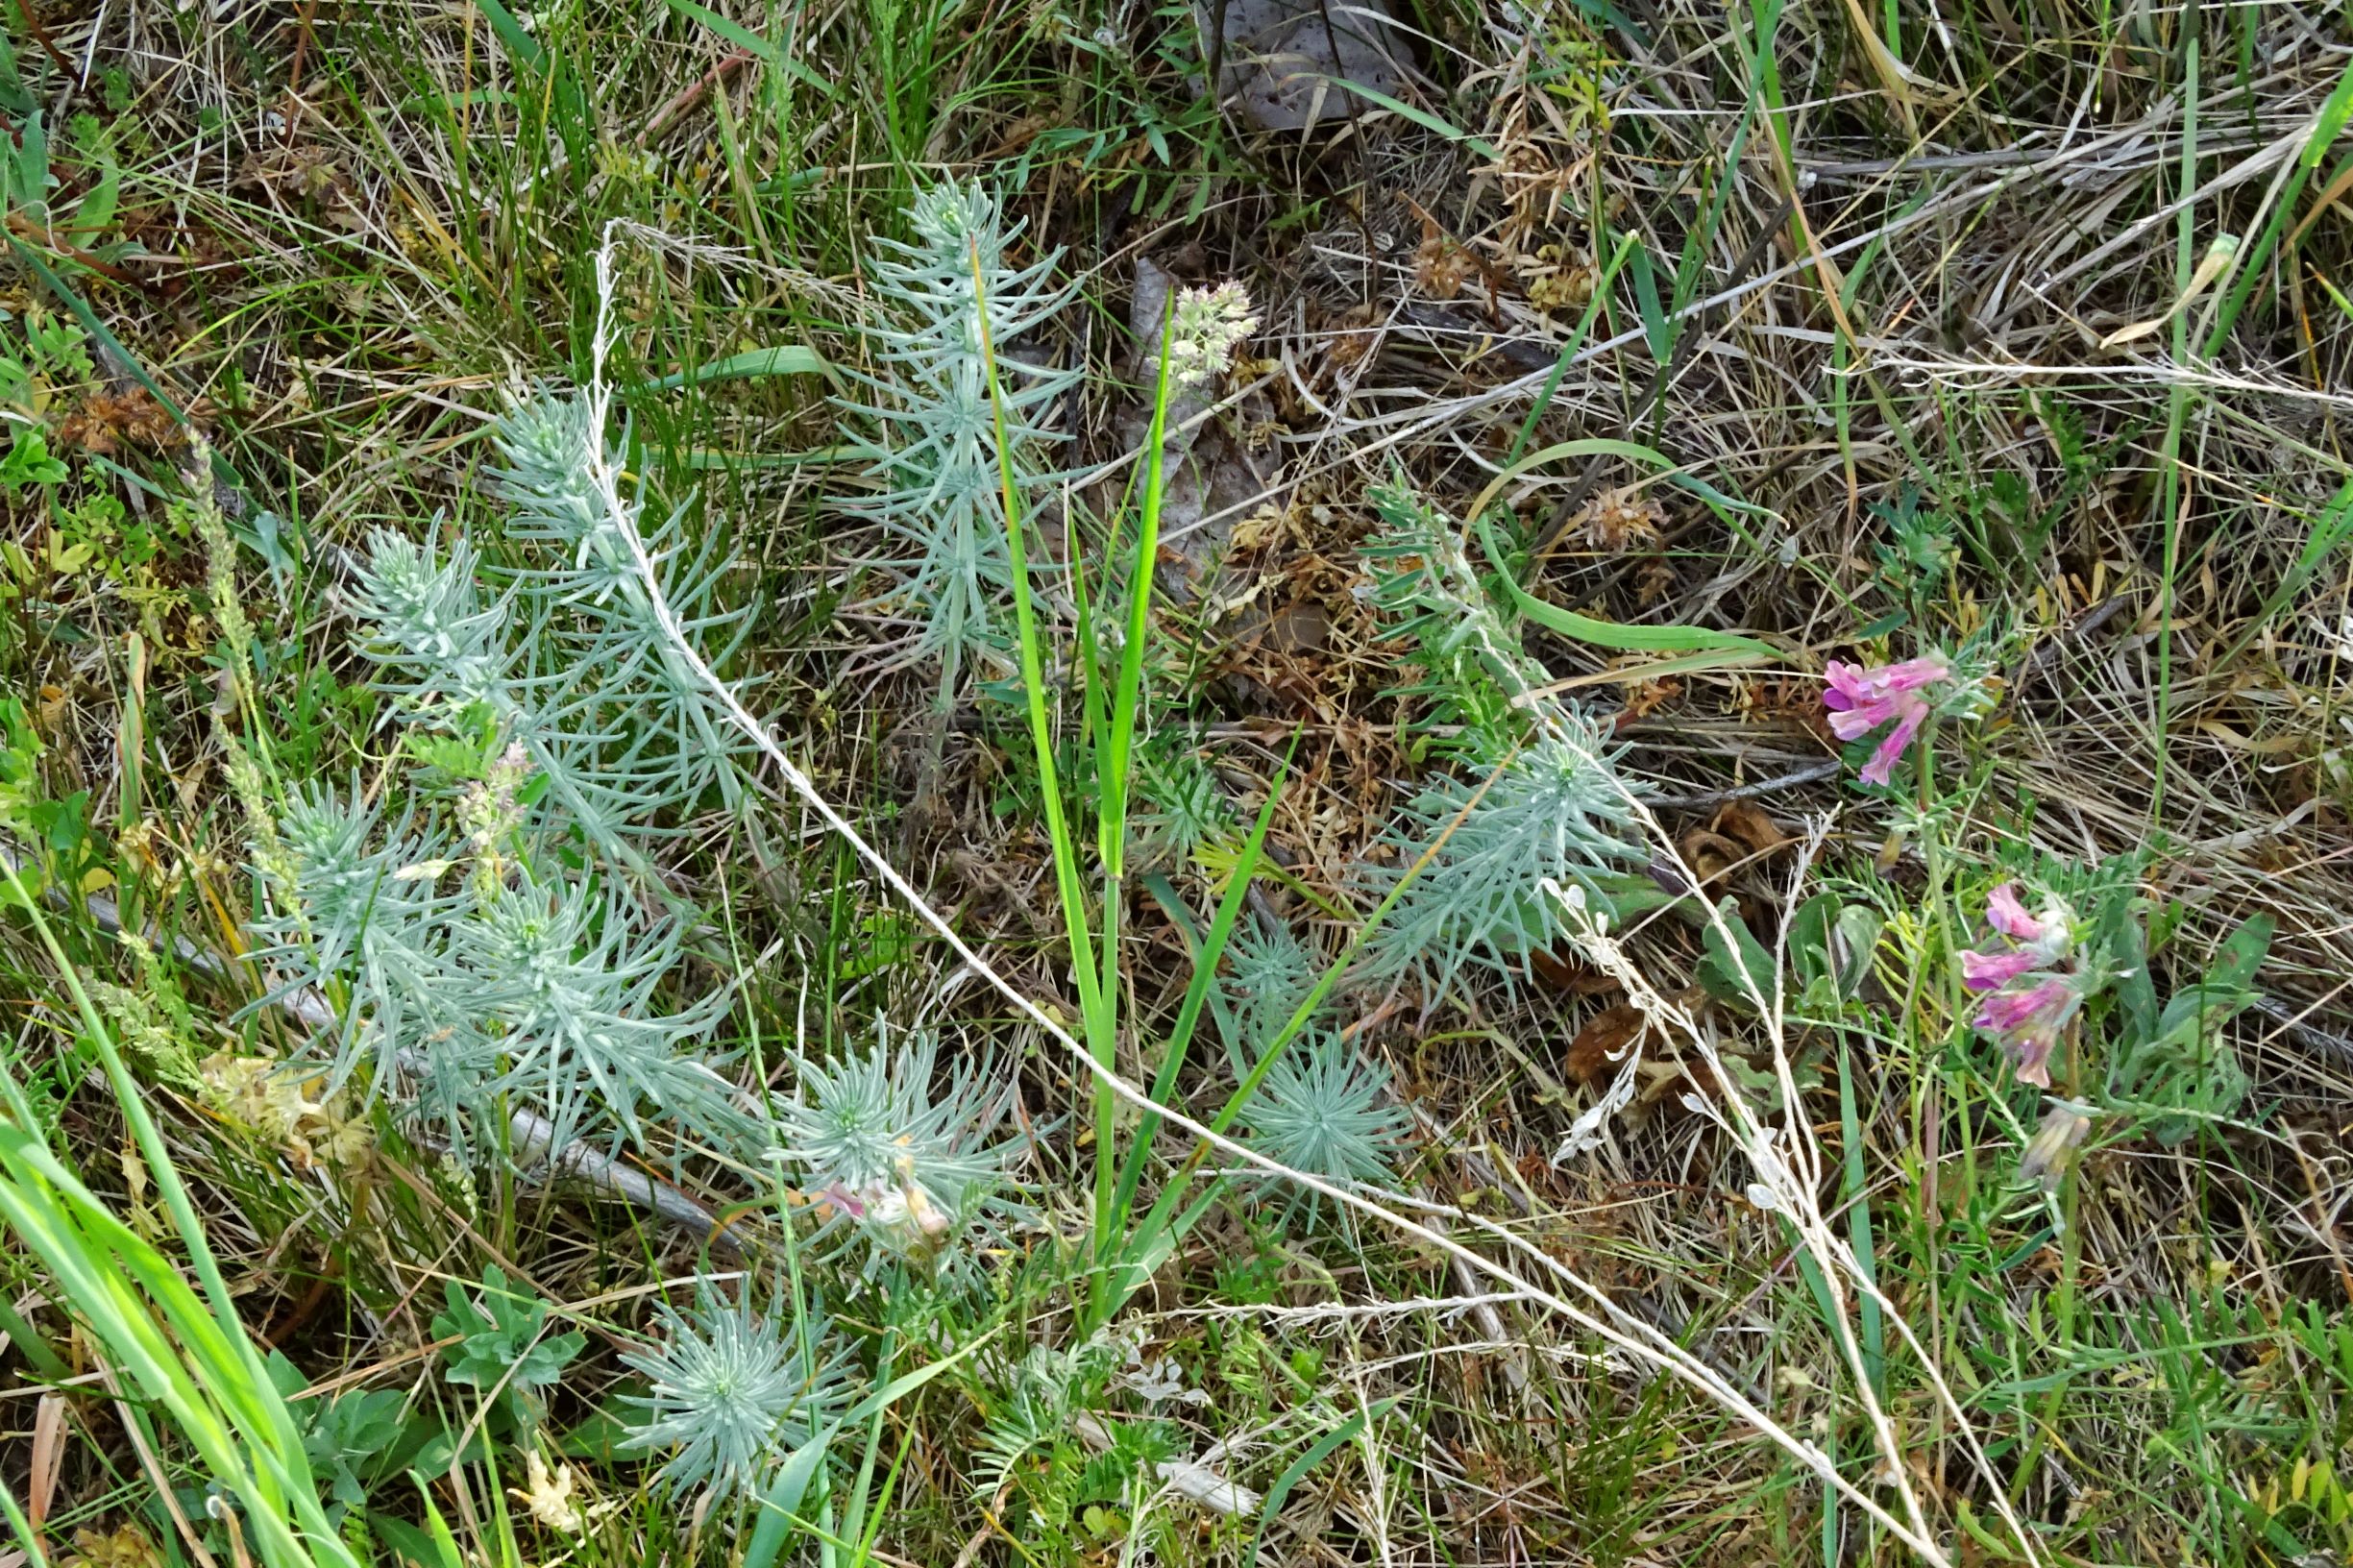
[743,1426,838,1568]
[1695,895,1776,1009]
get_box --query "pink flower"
[1984,883,2044,943]
[1824,654,1950,785]
[1973,977,2077,1089]
[1860,705,1926,786]
[1961,946,2042,992]
[815,1182,870,1219]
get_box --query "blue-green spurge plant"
[622,1285,852,1505]
[1355,482,1644,994]
[253,389,760,1165]
[838,182,1078,690]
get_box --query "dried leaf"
[1412,233,1477,300]
[1711,801,1792,859]
[1677,828,1746,888]
[30,1394,63,1528]
[1564,1003,1647,1085]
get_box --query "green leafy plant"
[430,1264,586,1428]
[2099,900,2272,1144]
[257,391,764,1164]
[269,1356,416,1520]
[1235,1031,1409,1229]
[1352,482,1646,995]
[764,1025,1019,1272]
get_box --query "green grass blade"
[643,344,829,390]
[1100,302,1181,884]
[1324,79,1501,159]
[1243,1399,1399,1568]
[1506,233,1639,468]
[1107,742,1293,1242]
[1475,510,1780,657]
[658,0,838,96]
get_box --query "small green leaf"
[1831,904,1883,998]
[2204,913,2274,992]
[1696,896,1776,1010]
[1627,239,1672,363]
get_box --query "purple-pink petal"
[1872,654,1952,694]
[1961,947,2041,992]
[1824,652,1955,785]
[2010,1028,2056,1089]
[1823,660,1870,712]
[1974,977,2071,1035]
[1973,976,2077,1089]
[1985,883,2045,943]
[1858,702,1927,785]
[1828,694,1900,742]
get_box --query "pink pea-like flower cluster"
[1823,653,1951,785]
[1963,882,2081,1089]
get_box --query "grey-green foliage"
[1218,919,1320,1060]
[351,392,757,858]
[1359,482,1557,764]
[1356,482,1642,994]
[458,880,740,1155]
[1238,1030,1409,1230]
[256,389,757,1164]
[249,784,742,1161]
[764,1025,1018,1271]
[622,1285,852,1505]
[1217,919,1409,1223]
[837,182,1078,684]
[1135,742,1236,867]
[489,393,758,818]
[253,782,454,1088]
